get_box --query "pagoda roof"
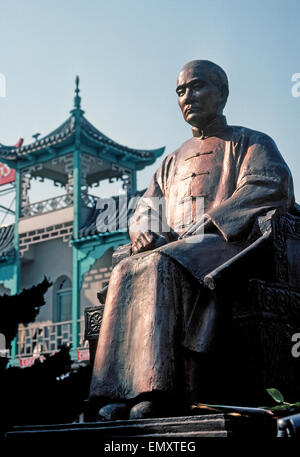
[0,77,164,171]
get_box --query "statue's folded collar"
[192,115,227,139]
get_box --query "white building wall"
[21,238,72,322]
[18,233,115,324]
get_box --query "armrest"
[272,208,300,288]
[204,232,272,291]
[204,207,300,292]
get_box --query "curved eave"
[0,144,19,165]
[0,136,76,170]
[79,114,165,167]
[0,116,76,168]
[0,112,165,170]
[80,129,164,169]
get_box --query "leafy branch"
[262,388,300,413]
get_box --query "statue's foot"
[98,402,129,420]
[129,401,160,420]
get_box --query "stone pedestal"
[5,413,277,439]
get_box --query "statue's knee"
[112,256,135,277]
[148,251,168,269]
[112,251,167,279]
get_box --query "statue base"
[6,413,277,439]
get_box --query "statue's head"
[176,60,229,129]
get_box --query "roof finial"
[74,75,81,110]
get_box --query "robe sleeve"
[206,133,295,241]
[129,154,175,242]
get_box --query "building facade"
[0,78,164,366]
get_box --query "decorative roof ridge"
[69,75,85,117]
[80,115,165,159]
[0,76,82,160]
[0,76,165,164]
[0,116,76,160]
[0,143,18,160]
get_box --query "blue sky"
[0,0,300,222]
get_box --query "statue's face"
[176,65,223,128]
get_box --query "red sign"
[19,355,46,368]
[0,162,15,186]
[77,348,90,362]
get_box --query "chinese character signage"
[0,162,15,185]
[0,163,16,186]
[19,355,46,368]
[77,348,90,362]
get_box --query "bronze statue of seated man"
[89,60,294,420]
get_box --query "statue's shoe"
[98,402,129,420]
[129,401,160,419]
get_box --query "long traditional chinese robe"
[89,116,294,403]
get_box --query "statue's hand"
[131,231,168,255]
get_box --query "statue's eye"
[193,82,204,90]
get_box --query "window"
[53,276,72,322]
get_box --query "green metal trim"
[80,129,165,169]
[71,229,129,245]
[71,246,80,361]
[8,170,21,365]
[71,108,82,361]
[0,157,19,169]
[73,158,81,238]
[0,147,68,171]
[71,234,101,244]
[17,147,70,171]
[0,262,16,286]
[56,289,72,322]
[77,233,129,288]
[131,170,137,193]
[13,169,21,292]
[0,138,164,172]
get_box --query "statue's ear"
[220,84,229,110]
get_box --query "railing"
[21,194,74,217]
[21,193,99,217]
[81,193,98,208]
[14,317,86,358]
